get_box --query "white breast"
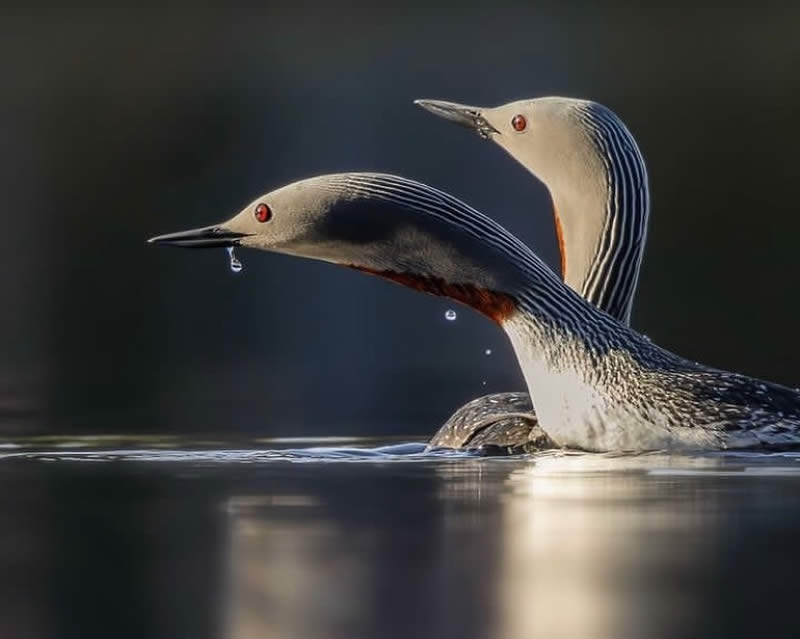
[503,315,724,452]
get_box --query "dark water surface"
[2,437,799,639]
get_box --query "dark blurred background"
[2,2,799,437]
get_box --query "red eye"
[255,203,271,223]
[511,114,527,132]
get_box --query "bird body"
[150,172,800,452]
[508,313,800,451]
[417,96,650,451]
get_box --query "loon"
[416,97,648,452]
[150,172,800,452]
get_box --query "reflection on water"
[1,438,799,639]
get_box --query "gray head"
[415,96,649,324]
[149,173,563,324]
[416,97,606,187]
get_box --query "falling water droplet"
[227,246,243,273]
[484,348,492,356]
[444,309,457,321]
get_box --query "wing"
[428,392,555,453]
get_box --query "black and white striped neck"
[567,102,649,324]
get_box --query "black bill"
[147,226,250,248]
[414,99,499,139]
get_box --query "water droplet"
[227,246,243,273]
[484,348,492,356]
[482,381,487,386]
[444,309,457,321]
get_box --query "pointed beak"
[147,225,251,248]
[414,99,499,139]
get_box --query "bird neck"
[331,172,637,334]
[549,107,650,325]
[329,173,594,327]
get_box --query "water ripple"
[0,441,489,464]
[2,436,799,469]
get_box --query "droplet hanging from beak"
[227,246,243,273]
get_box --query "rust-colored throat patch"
[351,266,517,324]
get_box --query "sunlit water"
[2,436,800,639]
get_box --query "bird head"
[414,96,608,199]
[148,173,548,323]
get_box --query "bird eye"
[511,114,527,132]
[254,203,271,223]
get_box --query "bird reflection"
[225,495,368,639]
[495,454,730,639]
[221,452,794,639]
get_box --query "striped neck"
[331,173,628,350]
[554,103,650,325]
